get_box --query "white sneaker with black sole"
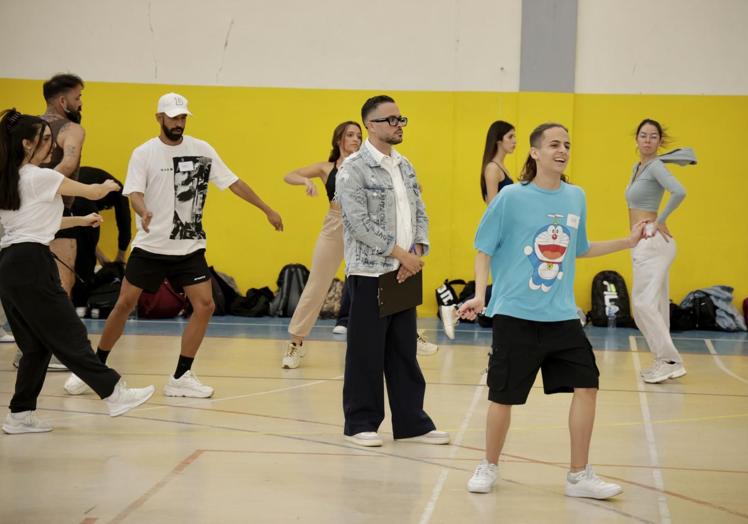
[565,465,622,499]
[467,459,498,493]
[164,370,214,398]
[104,380,155,417]
[2,411,54,434]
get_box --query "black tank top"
[482,162,513,202]
[325,165,338,202]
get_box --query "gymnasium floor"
[1,317,747,523]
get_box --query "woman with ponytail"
[459,122,647,498]
[0,109,154,434]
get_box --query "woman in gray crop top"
[280,121,361,369]
[627,118,695,384]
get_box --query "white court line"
[45,374,343,423]
[629,335,671,524]
[418,372,486,524]
[704,339,748,385]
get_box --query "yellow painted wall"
[1,78,745,314]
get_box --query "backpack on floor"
[690,291,717,330]
[137,280,187,319]
[435,279,466,315]
[87,282,121,319]
[231,287,275,317]
[319,278,344,319]
[588,271,635,327]
[269,264,310,317]
[669,301,695,331]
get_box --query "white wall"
[576,0,748,95]
[0,0,523,91]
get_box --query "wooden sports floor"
[1,317,746,523]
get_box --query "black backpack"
[589,271,635,327]
[669,301,695,331]
[691,291,717,330]
[231,287,274,317]
[435,279,465,312]
[269,264,310,317]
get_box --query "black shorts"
[487,314,599,405]
[125,248,210,293]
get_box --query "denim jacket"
[336,144,429,275]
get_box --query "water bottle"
[91,308,100,320]
[606,304,619,328]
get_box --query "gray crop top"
[625,158,686,224]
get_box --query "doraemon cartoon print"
[523,214,571,292]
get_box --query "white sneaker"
[565,465,623,499]
[332,325,347,335]
[439,305,458,340]
[416,331,438,356]
[344,431,383,447]
[467,459,498,493]
[64,373,91,395]
[396,429,450,445]
[2,411,53,434]
[0,332,15,343]
[163,370,214,398]
[105,379,155,417]
[639,360,659,378]
[282,342,306,369]
[47,355,67,371]
[642,361,687,384]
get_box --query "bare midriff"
[629,208,658,229]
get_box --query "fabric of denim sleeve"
[337,163,396,256]
[407,165,430,256]
[575,189,590,257]
[474,191,505,255]
[650,161,686,224]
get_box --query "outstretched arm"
[229,179,283,231]
[283,162,331,197]
[580,220,648,258]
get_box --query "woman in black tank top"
[480,120,516,204]
[281,121,361,369]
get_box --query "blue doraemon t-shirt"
[474,181,590,322]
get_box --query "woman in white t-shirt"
[0,109,155,435]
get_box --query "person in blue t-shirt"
[459,123,648,499]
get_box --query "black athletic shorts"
[486,314,599,405]
[125,248,210,293]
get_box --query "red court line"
[456,444,748,520]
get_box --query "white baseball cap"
[157,92,192,117]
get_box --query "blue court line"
[80,316,748,356]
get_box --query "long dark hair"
[480,120,514,199]
[635,118,670,149]
[519,122,569,184]
[0,109,51,210]
[328,121,361,163]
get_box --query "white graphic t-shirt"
[124,136,239,256]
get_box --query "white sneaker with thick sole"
[396,430,450,445]
[164,370,214,398]
[344,431,383,447]
[332,325,347,335]
[416,331,438,356]
[467,459,498,493]
[2,411,53,434]
[439,305,458,340]
[105,380,155,417]
[282,342,306,369]
[0,332,15,343]
[639,360,659,378]
[642,361,687,384]
[565,465,623,499]
[64,373,92,395]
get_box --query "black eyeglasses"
[369,115,408,127]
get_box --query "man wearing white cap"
[63,93,284,398]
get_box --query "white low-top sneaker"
[439,305,458,340]
[2,411,53,434]
[467,459,498,493]
[642,361,687,384]
[163,370,214,398]
[416,331,438,356]
[105,380,155,417]
[344,431,383,447]
[565,465,623,499]
[332,325,347,335]
[63,373,92,395]
[282,342,306,369]
[396,430,450,445]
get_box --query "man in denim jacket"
[336,95,449,447]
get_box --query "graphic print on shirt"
[523,214,571,292]
[171,156,211,240]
